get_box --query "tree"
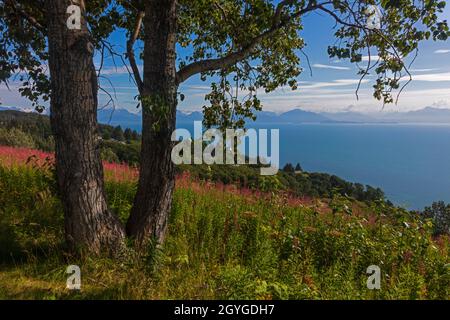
[45,0,125,254]
[112,125,125,141]
[103,130,112,141]
[423,201,450,236]
[125,0,449,248]
[2,0,448,254]
[295,163,302,172]
[131,130,139,141]
[124,128,133,141]
[283,163,295,173]
[1,0,125,254]
[0,127,36,149]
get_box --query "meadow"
[0,146,448,300]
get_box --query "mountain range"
[2,105,450,131]
[98,106,450,130]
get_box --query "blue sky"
[1,3,449,114]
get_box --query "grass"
[0,147,449,300]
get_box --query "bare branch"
[300,48,313,77]
[317,5,366,30]
[97,43,106,77]
[395,48,417,104]
[101,40,136,85]
[98,76,119,122]
[126,11,145,94]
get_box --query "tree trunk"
[46,0,125,255]
[126,0,178,248]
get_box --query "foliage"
[1,1,448,123]
[0,162,448,300]
[100,147,120,164]
[181,162,389,204]
[422,201,450,236]
[100,140,140,166]
[0,110,53,151]
[0,110,141,164]
[0,127,36,149]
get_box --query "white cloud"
[361,55,381,62]
[312,63,350,70]
[430,100,450,108]
[434,49,450,54]
[360,54,402,62]
[405,72,450,82]
[297,79,369,89]
[409,68,438,72]
[97,65,142,75]
[183,85,212,91]
[255,86,450,113]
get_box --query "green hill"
[0,110,141,165]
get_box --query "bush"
[101,147,120,163]
[0,127,36,149]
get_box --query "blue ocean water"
[174,121,450,210]
[246,123,450,210]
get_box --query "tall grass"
[0,149,448,300]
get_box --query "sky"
[1,2,449,114]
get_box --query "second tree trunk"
[126,0,178,248]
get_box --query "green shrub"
[0,127,36,149]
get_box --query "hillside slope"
[0,148,448,300]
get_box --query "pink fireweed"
[0,145,54,168]
[0,145,319,208]
[103,161,139,182]
[0,145,138,182]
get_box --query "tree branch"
[176,1,329,84]
[317,5,366,30]
[273,0,295,27]
[126,11,144,94]
[7,0,46,33]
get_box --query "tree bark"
[45,0,125,255]
[126,0,178,248]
